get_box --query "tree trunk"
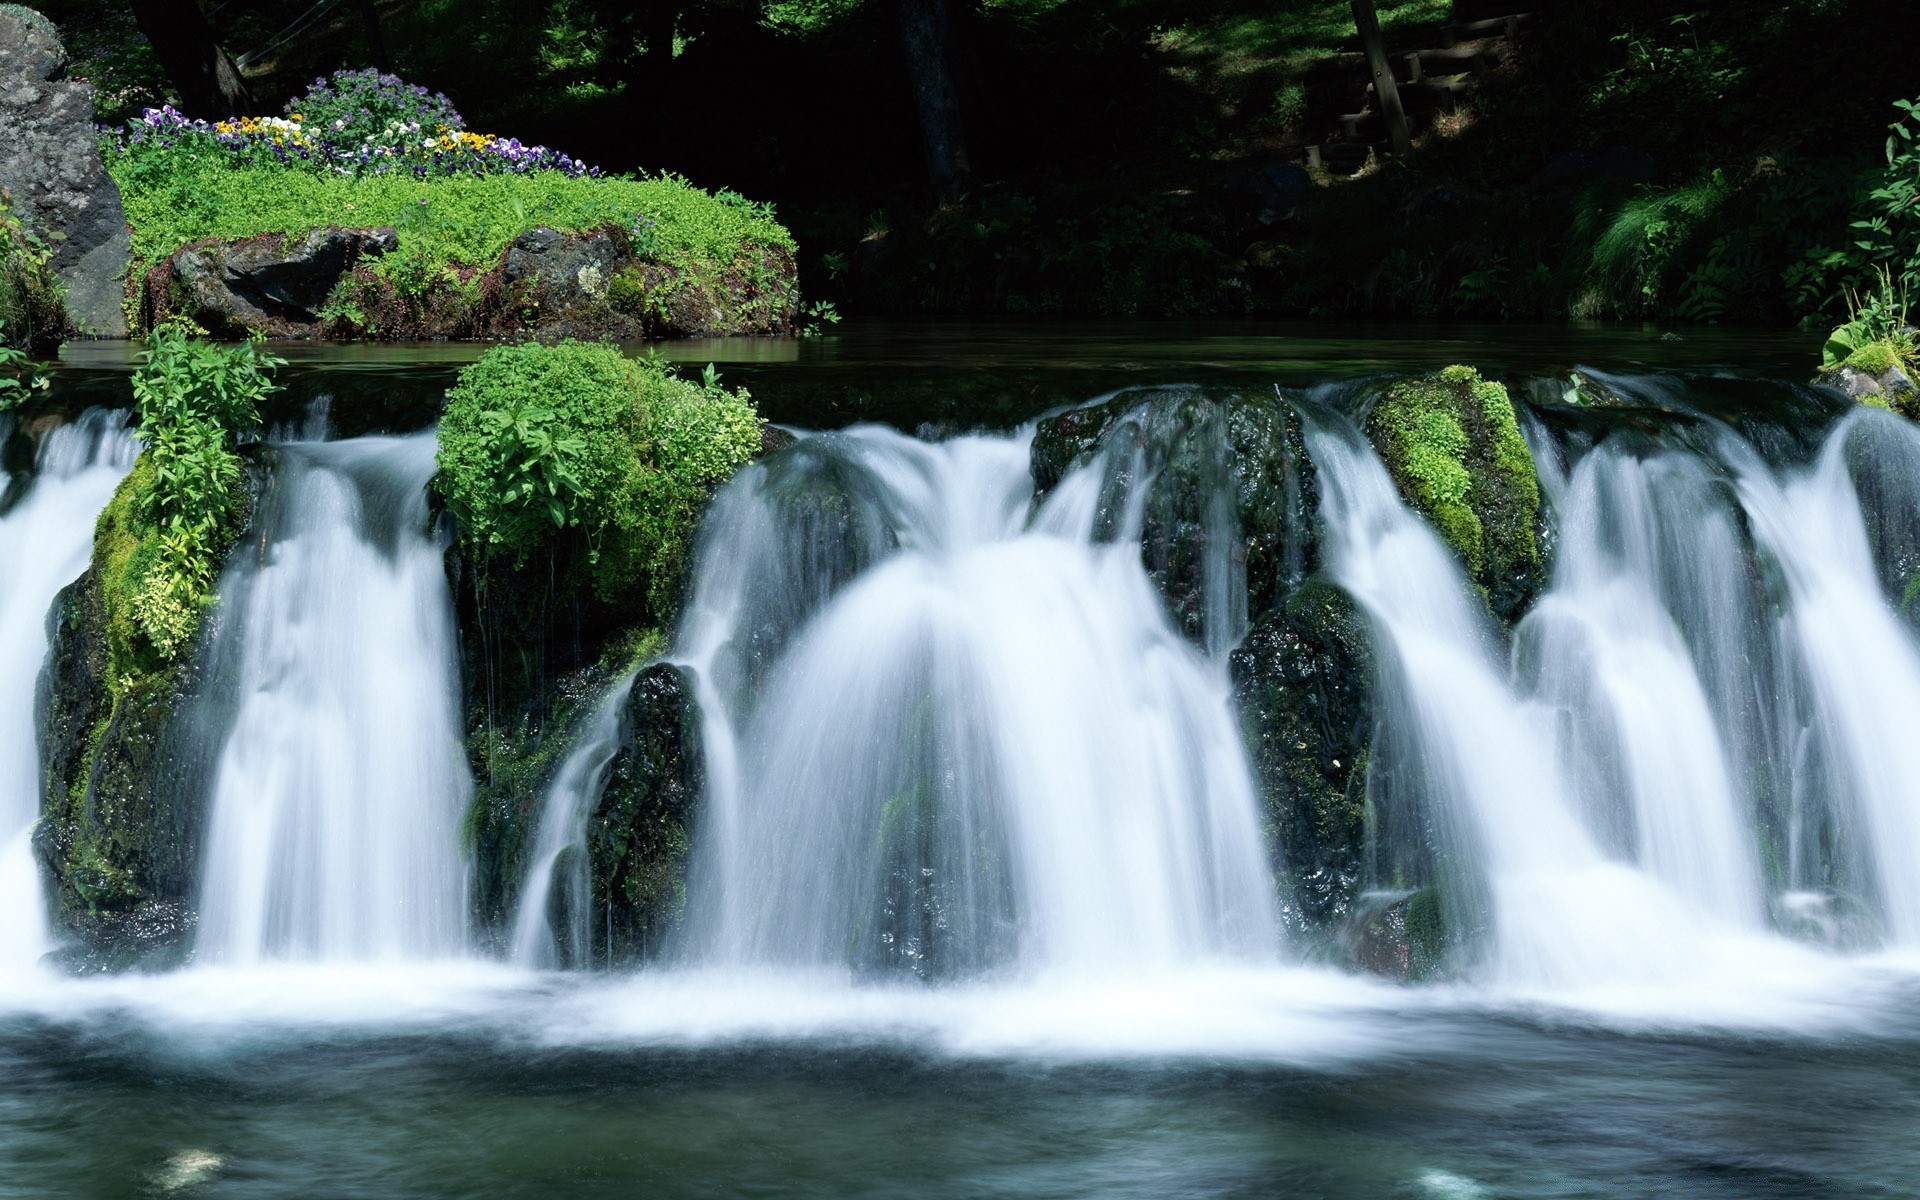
[1350,0,1412,157]
[130,0,251,120]
[358,0,391,73]
[898,0,972,201]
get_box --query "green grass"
[106,148,796,283]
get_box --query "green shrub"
[436,342,763,618]
[103,327,281,673]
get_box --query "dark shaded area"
[28,0,1915,326]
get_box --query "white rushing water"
[1518,447,1763,928]
[1307,418,1717,988]
[0,413,138,972]
[195,434,472,964]
[509,671,637,968]
[1737,408,1920,945]
[678,425,1280,978]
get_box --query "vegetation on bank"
[0,198,64,356]
[100,71,795,335]
[1368,365,1539,617]
[100,327,279,679]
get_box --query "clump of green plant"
[0,322,50,411]
[0,194,66,355]
[436,341,763,618]
[1822,267,1919,374]
[1368,365,1540,615]
[103,326,281,671]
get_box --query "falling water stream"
[676,426,1280,977]
[509,672,636,968]
[193,433,471,964]
[9,358,1920,1197]
[0,412,136,972]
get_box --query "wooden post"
[1351,0,1412,156]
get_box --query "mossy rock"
[1334,886,1449,981]
[587,662,703,965]
[32,450,267,971]
[1228,576,1372,933]
[1367,365,1542,621]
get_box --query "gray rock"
[168,226,397,337]
[1816,361,1920,413]
[0,6,131,337]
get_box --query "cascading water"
[677,425,1280,978]
[509,672,636,968]
[0,412,138,971]
[1307,415,1713,987]
[1736,407,1920,945]
[1516,446,1763,927]
[194,433,472,964]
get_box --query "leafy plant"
[0,323,50,411]
[436,341,763,618]
[116,325,282,660]
[1821,267,1918,372]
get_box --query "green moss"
[1404,886,1447,978]
[1367,365,1542,617]
[436,341,762,620]
[1845,339,1901,375]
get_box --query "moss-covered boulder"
[1030,387,1318,651]
[1333,887,1448,981]
[1228,577,1372,933]
[1367,365,1543,621]
[1815,340,1920,419]
[438,343,764,954]
[34,451,266,971]
[586,662,704,964]
[33,334,274,971]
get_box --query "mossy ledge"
[35,448,267,971]
[1366,365,1543,620]
[441,342,766,961]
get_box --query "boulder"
[0,5,131,337]
[587,662,704,964]
[1030,386,1318,652]
[1366,365,1544,622]
[1816,360,1920,418]
[161,226,398,338]
[1229,578,1373,932]
[1333,888,1447,980]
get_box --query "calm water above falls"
[8,341,1920,1199]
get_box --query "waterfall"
[1307,418,1709,986]
[509,671,636,968]
[678,425,1280,978]
[194,433,472,964]
[0,413,138,971]
[1736,408,1920,944]
[1516,446,1764,927]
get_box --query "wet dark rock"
[162,226,398,337]
[32,453,268,971]
[0,6,130,337]
[1031,387,1318,649]
[1334,888,1446,980]
[1229,578,1372,933]
[34,571,206,971]
[588,662,704,964]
